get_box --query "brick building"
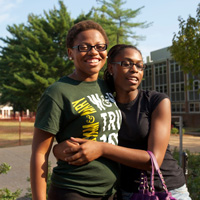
[142,47,200,128]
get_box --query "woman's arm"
[147,98,171,167]
[54,137,151,170]
[30,127,54,200]
[101,98,171,168]
[54,98,171,170]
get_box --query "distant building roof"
[150,46,172,62]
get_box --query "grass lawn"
[185,127,200,133]
[0,120,34,148]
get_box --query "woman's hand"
[60,138,104,165]
[53,139,79,161]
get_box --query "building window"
[171,103,186,113]
[189,91,194,100]
[187,76,200,101]
[171,64,174,72]
[170,83,185,102]
[163,66,167,74]
[172,104,176,112]
[164,85,167,93]
[171,73,175,83]
[195,103,200,112]
[142,65,152,90]
[175,64,179,71]
[180,71,184,82]
[176,84,179,92]
[194,81,199,90]
[189,103,194,112]
[181,83,184,91]
[155,68,159,75]
[169,61,185,102]
[189,103,200,113]
[171,85,175,92]
[154,62,167,94]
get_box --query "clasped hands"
[53,138,103,165]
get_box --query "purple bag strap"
[138,171,150,194]
[147,151,169,193]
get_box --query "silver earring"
[69,57,72,60]
[110,72,113,76]
[106,56,108,58]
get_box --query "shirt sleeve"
[34,93,62,135]
[149,91,169,113]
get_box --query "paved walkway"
[0,134,199,199]
[0,144,57,199]
[169,133,200,153]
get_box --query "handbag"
[130,151,177,200]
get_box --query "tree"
[0,0,151,112]
[94,0,152,44]
[169,3,200,77]
[0,1,74,112]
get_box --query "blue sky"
[0,0,199,62]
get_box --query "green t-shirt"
[34,76,122,196]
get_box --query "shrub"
[171,127,179,134]
[0,188,21,200]
[171,128,185,135]
[0,163,21,200]
[186,151,200,199]
[172,149,200,200]
[0,163,11,174]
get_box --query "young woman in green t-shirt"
[30,20,122,200]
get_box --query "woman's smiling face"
[68,29,107,81]
[109,47,144,93]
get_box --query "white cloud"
[0,0,23,23]
[0,1,14,12]
[0,13,9,23]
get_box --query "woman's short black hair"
[66,20,109,48]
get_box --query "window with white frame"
[171,103,186,113]
[141,65,152,90]
[188,74,200,101]
[154,62,167,94]
[189,102,200,113]
[170,61,185,102]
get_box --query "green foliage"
[0,163,21,200]
[169,3,200,79]
[94,0,152,45]
[0,188,21,200]
[0,0,151,112]
[84,0,152,78]
[0,163,11,174]
[0,1,74,112]
[171,127,179,134]
[172,149,200,200]
[186,152,200,199]
[171,128,185,135]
